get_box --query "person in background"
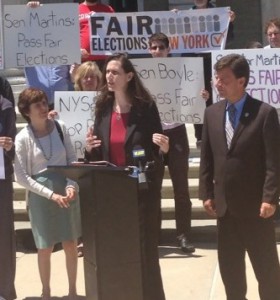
[199,53,280,299]
[191,0,235,46]
[85,53,168,300]
[0,81,17,300]
[148,32,209,253]
[264,18,280,48]
[15,88,81,300]
[25,2,73,110]
[190,0,236,146]
[79,0,115,68]
[0,76,16,108]
[71,61,102,91]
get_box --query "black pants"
[139,177,165,300]
[217,212,280,300]
[163,125,192,237]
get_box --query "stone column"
[216,0,262,48]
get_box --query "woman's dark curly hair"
[95,53,154,119]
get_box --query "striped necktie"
[225,104,236,148]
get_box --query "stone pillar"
[142,0,169,11]
[216,0,262,49]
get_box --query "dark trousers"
[217,212,280,300]
[139,176,165,300]
[194,124,203,142]
[163,125,192,237]
[0,179,16,300]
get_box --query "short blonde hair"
[74,61,102,91]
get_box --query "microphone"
[132,146,148,189]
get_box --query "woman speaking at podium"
[85,53,169,300]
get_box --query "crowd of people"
[1,0,280,299]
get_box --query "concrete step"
[163,160,200,179]
[162,178,199,199]
[0,68,25,78]
[161,198,213,220]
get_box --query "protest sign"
[132,57,206,124]
[3,3,80,68]
[90,7,230,55]
[55,91,97,159]
[212,48,280,108]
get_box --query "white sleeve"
[14,130,53,199]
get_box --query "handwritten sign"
[132,57,206,124]
[90,7,230,55]
[3,3,80,68]
[0,147,5,179]
[212,48,280,108]
[55,91,97,159]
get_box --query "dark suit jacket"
[199,94,280,218]
[85,100,163,168]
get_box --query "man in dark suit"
[199,53,280,300]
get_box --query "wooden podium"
[48,164,143,300]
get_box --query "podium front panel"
[78,168,143,300]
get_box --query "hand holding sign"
[0,136,13,151]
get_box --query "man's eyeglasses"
[267,32,280,37]
[150,45,166,51]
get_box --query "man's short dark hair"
[214,54,250,87]
[148,33,169,48]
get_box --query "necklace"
[115,111,121,121]
[113,103,131,121]
[31,121,53,161]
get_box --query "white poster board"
[90,7,230,55]
[211,48,280,108]
[55,91,97,159]
[132,57,206,124]
[0,147,5,179]
[3,3,80,68]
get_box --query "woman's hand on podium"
[85,127,102,153]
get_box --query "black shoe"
[177,235,195,254]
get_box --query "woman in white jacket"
[14,88,81,300]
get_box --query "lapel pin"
[245,113,249,117]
